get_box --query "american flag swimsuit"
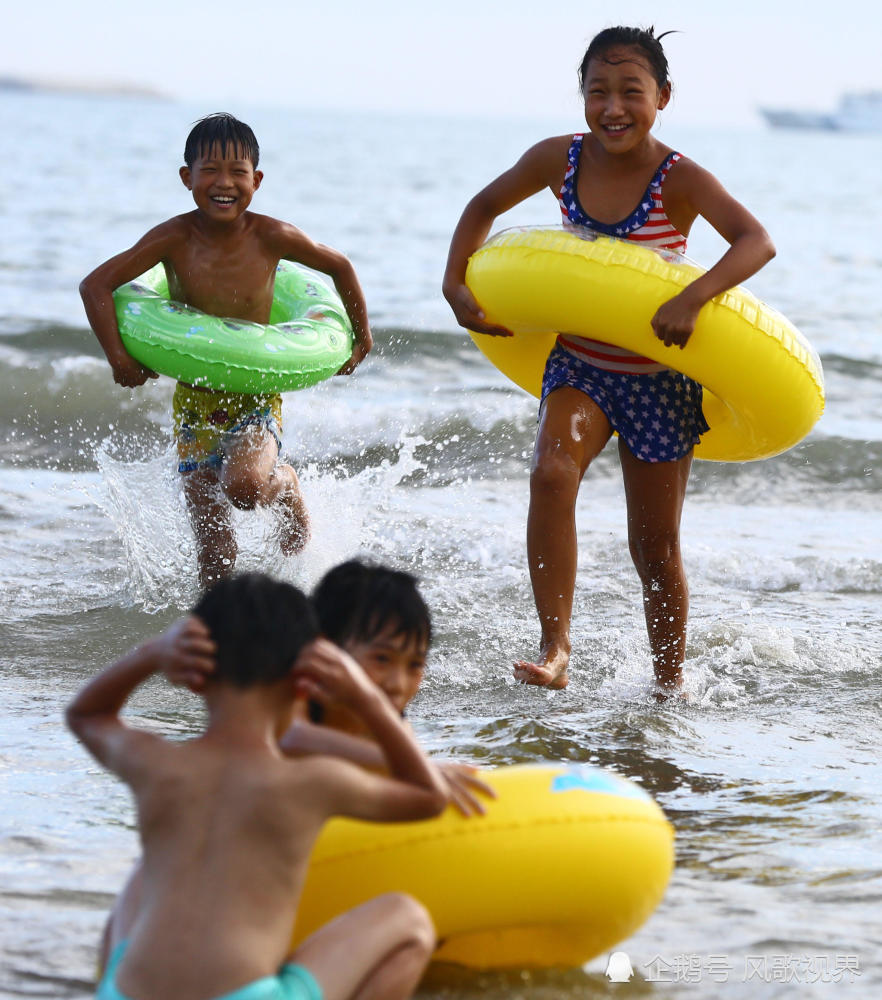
[541,133,709,463]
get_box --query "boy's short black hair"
[184,112,260,168]
[312,560,432,651]
[193,573,317,687]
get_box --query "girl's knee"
[629,531,681,579]
[530,450,581,498]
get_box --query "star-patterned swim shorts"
[540,344,709,463]
[173,383,283,474]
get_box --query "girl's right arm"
[442,138,561,337]
[80,222,180,387]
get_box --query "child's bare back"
[119,735,340,997]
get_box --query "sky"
[4,0,881,126]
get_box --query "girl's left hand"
[651,290,704,349]
[445,283,513,338]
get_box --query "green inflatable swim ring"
[113,261,354,393]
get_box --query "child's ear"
[657,82,672,112]
[179,165,192,190]
[253,169,264,191]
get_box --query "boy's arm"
[279,717,387,769]
[66,618,216,780]
[270,222,372,373]
[281,720,495,816]
[293,640,448,819]
[80,221,181,387]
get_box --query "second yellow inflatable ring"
[465,227,825,462]
[292,764,673,970]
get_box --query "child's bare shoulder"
[662,154,713,190]
[131,212,200,255]
[470,134,573,206]
[247,213,311,254]
[86,722,183,792]
[533,132,578,148]
[525,133,575,165]
[660,155,728,209]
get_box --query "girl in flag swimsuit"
[443,25,776,695]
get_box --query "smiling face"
[582,45,670,153]
[343,624,428,717]
[179,141,263,222]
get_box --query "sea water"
[0,92,880,998]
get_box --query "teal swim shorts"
[97,942,323,1000]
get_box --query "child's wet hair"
[578,25,674,91]
[194,573,317,687]
[312,560,432,652]
[184,112,260,168]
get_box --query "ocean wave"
[1,327,878,500]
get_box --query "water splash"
[91,441,196,611]
[90,434,431,611]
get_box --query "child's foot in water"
[652,669,685,703]
[653,687,693,705]
[513,642,570,689]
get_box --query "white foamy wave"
[694,544,882,595]
[680,616,877,708]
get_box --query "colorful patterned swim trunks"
[540,343,709,463]
[173,383,283,474]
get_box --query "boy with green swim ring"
[67,572,448,1000]
[81,114,372,585]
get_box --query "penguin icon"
[605,951,634,982]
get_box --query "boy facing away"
[67,573,448,1000]
[80,114,372,586]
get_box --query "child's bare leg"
[291,893,434,1000]
[182,468,236,587]
[221,426,309,554]
[268,463,310,556]
[620,441,693,693]
[514,388,612,688]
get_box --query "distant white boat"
[760,91,882,132]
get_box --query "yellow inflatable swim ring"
[292,763,673,970]
[465,226,825,462]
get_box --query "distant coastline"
[0,75,169,100]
